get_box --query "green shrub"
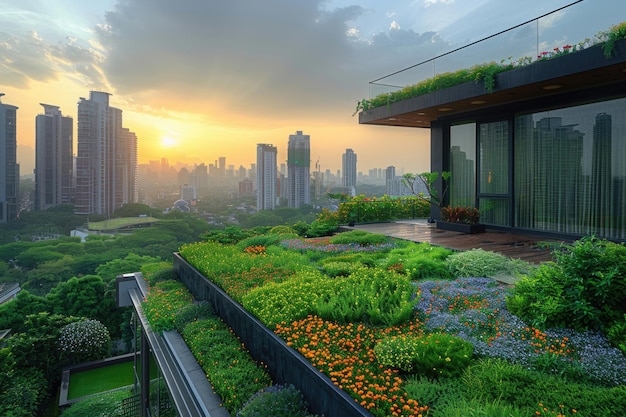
[314,268,417,326]
[462,358,626,417]
[381,243,453,280]
[403,376,467,416]
[374,333,473,378]
[507,236,626,331]
[173,302,214,333]
[607,315,626,355]
[446,248,532,278]
[183,317,271,414]
[57,319,111,365]
[236,384,316,417]
[143,280,193,332]
[330,230,391,246]
[237,233,297,250]
[242,270,334,329]
[269,225,297,235]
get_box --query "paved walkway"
[345,220,567,264]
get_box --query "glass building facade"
[448,97,626,240]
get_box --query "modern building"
[287,131,310,208]
[0,94,19,223]
[74,91,138,216]
[256,143,277,210]
[342,148,357,189]
[359,23,626,240]
[35,104,73,211]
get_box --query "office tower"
[74,91,138,216]
[218,156,226,177]
[0,94,19,223]
[287,130,310,208]
[35,104,73,210]
[256,144,277,210]
[385,166,396,196]
[342,148,357,188]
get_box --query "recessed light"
[438,107,453,112]
[542,84,564,90]
[470,100,487,105]
[417,112,425,115]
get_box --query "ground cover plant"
[179,231,626,417]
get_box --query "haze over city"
[1,0,618,174]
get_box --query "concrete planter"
[437,221,486,234]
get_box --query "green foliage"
[602,21,626,58]
[173,302,214,333]
[375,333,473,378]
[607,315,626,355]
[242,270,333,328]
[461,358,626,417]
[59,389,131,417]
[314,268,417,326]
[141,262,176,286]
[57,319,111,365]
[446,248,533,278]
[237,233,297,250]
[95,253,162,282]
[144,280,194,332]
[182,317,272,414]
[237,384,316,417]
[381,242,453,280]
[403,376,467,416]
[337,195,430,224]
[320,261,363,277]
[403,171,451,208]
[329,230,391,246]
[0,349,48,417]
[0,290,50,333]
[201,226,260,244]
[507,237,626,331]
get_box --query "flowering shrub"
[338,195,430,223]
[143,280,193,332]
[374,333,473,378]
[274,315,428,417]
[57,319,111,365]
[243,245,266,255]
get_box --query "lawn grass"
[67,358,157,399]
[88,216,159,231]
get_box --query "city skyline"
[2,0,612,176]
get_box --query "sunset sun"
[160,136,177,148]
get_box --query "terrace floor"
[345,220,569,265]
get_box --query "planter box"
[437,221,486,234]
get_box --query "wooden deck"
[346,220,568,264]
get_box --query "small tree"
[402,171,451,208]
[57,319,111,365]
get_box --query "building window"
[449,123,476,208]
[514,98,626,239]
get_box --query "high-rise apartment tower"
[74,91,137,216]
[342,148,357,188]
[0,94,19,223]
[35,104,73,210]
[287,131,310,208]
[256,144,277,210]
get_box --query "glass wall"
[514,98,626,240]
[478,121,510,226]
[449,123,476,207]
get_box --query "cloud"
[95,0,446,123]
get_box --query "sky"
[0,0,619,176]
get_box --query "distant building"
[180,184,197,205]
[35,104,73,210]
[0,94,19,223]
[287,131,310,208]
[256,143,277,210]
[238,178,254,195]
[342,148,357,188]
[74,91,137,216]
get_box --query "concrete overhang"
[359,39,626,128]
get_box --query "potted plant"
[437,205,485,234]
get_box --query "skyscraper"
[35,104,73,210]
[342,148,357,188]
[256,144,277,210]
[74,91,138,216]
[287,131,310,208]
[0,94,19,223]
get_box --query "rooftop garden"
[354,21,626,115]
[143,227,626,417]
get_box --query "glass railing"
[369,0,620,99]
